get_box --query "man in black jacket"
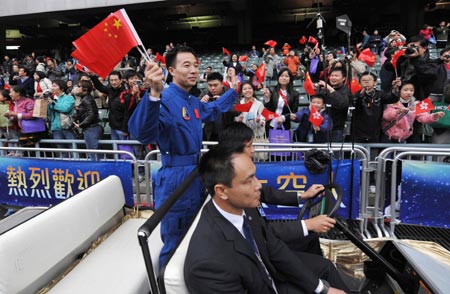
[91,71,126,141]
[185,142,348,293]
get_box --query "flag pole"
[119,8,152,63]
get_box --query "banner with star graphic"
[71,9,142,78]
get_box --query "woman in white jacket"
[235,81,266,138]
[33,71,52,99]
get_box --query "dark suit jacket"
[184,200,320,294]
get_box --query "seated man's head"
[199,142,262,214]
[218,122,255,158]
[206,72,224,96]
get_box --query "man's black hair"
[198,142,245,196]
[109,70,122,80]
[218,122,255,145]
[165,46,197,69]
[206,72,224,82]
[358,71,378,82]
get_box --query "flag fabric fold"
[264,40,277,48]
[358,48,376,67]
[223,47,231,56]
[391,49,405,69]
[234,101,253,113]
[299,36,307,45]
[308,36,318,45]
[261,108,279,121]
[71,9,141,78]
[309,105,324,127]
[255,63,266,84]
[415,97,435,115]
[304,72,316,95]
[350,78,363,95]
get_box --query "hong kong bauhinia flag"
[415,97,435,115]
[71,9,141,78]
[309,105,324,127]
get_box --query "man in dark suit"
[219,122,337,256]
[184,143,348,294]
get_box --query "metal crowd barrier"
[143,143,371,238]
[374,147,450,237]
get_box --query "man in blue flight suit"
[128,46,237,267]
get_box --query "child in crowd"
[290,94,332,143]
[382,82,445,143]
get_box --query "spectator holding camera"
[300,46,323,83]
[393,35,437,101]
[33,71,52,99]
[91,71,126,141]
[435,21,450,49]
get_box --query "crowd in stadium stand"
[1,21,450,159]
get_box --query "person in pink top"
[381,82,445,143]
[3,85,36,129]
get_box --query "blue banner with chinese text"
[0,157,134,207]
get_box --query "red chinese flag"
[350,78,363,95]
[358,48,376,67]
[299,36,307,45]
[415,97,435,115]
[264,40,277,48]
[261,108,279,121]
[71,9,141,78]
[234,101,253,113]
[309,105,324,127]
[255,63,266,84]
[391,49,405,69]
[304,72,316,95]
[222,47,231,56]
[238,55,248,62]
[74,62,90,73]
[308,36,318,45]
[155,52,166,64]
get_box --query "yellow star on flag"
[113,18,122,30]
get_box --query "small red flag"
[255,63,266,84]
[396,41,405,47]
[222,47,231,56]
[238,55,248,62]
[4,83,10,90]
[264,40,277,48]
[234,101,253,113]
[71,9,141,78]
[74,62,90,73]
[415,97,435,115]
[155,52,166,64]
[299,36,307,45]
[358,48,376,67]
[350,78,363,95]
[309,105,324,127]
[261,108,279,121]
[391,49,405,69]
[308,36,318,45]
[304,72,316,95]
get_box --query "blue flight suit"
[128,83,237,267]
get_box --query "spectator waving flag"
[71,9,142,78]
[255,63,266,84]
[304,72,316,95]
[309,105,324,127]
[261,108,279,121]
[415,97,435,115]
